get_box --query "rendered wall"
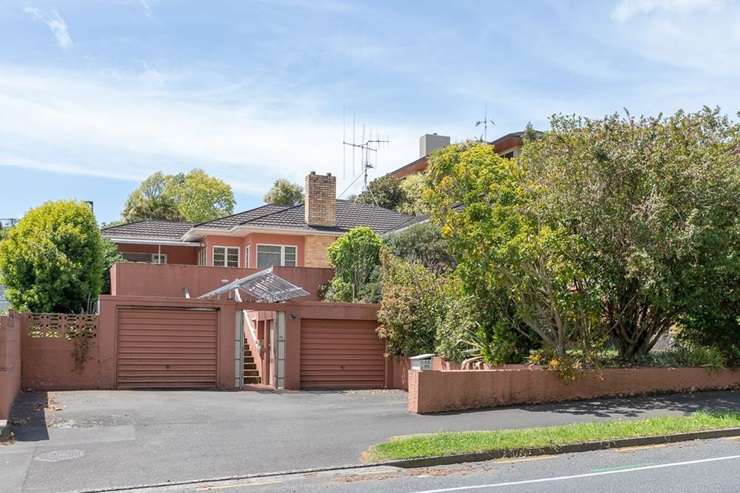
[110,263,333,300]
[0,314,21,421]
[408,367,740,414]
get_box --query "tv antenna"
[475,104,495,141]
[341,120,390,196]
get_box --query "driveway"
[2,389,739,492]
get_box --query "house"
[387,131,530,180]
[102,172,418,269]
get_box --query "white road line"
[409,454,740,493]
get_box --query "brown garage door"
[117,307,218,389]
[300,319,385,389]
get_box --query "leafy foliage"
[325,227,383,303]
[384,222,455,274]
[376,251,446,356]
[520,108,740,360]
[426,142,601,362]
[264,179,304,206]
[101,239,123,295]
[170,169,236,222]
[122,169,235,223]
[355,175,407,210]
[397,173,430,215]
[0,201,105,313]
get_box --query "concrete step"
[243,370,259,377]
[243,363,257,370]
[243,376,261,384]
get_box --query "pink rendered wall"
[204,233,306,268]
[408,368,740,414]
[0,313,21,421]
[115,243,199,265]
[110,263,333,299]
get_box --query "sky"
[1,0,738,223]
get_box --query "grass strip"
[364,411,740,462]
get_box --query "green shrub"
[0,200,105,313]
[325,227,383,303]
[385,222,455,274]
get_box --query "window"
[257,245,297,269]
[198,248,206,266]
[151,253,168,264]
[213,246,240,267]
[245,246,251,268]
[120,252,152,263]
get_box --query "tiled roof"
[191,204,289,229]
[101,220,194,240]
[194,200,417,234]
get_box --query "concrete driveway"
[2,389,739,492]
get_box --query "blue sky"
[1,0,738,223]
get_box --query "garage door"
[300,319,385,389]
[117,307,218,389]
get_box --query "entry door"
[117,307,218,389]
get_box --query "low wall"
[110,263,334,300]
[21,314,104,390]
[0,314,21,421]
[408,367,740,414]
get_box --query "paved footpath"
[1,389,738,492]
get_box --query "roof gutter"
[106,237,202,247]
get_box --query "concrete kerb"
[74,427,740,493]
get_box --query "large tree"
[122,169,235,223]
[0,201,105,313]
[520,108,740,360]
[354,175,407,210]
[264,179,303,206]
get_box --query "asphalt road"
[1,389,739,492]
[139,437,740,493]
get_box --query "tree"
[325,227,383,303]
[354,175,407,210]
[520,108,739,361]
[101,239,123,295]
[122,169,235,223]
[171,169,236,222]
[384,222,455,274]
[397,173,430,215]
[264,179,303,206]
[377,250,446,356]
[122,172,182,222]
[426,142,602,362]
[0,201,105,313]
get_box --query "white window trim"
[151,253,168,264]
[212,245,241,268]
[256,243,298,268]
[245,245,251,268]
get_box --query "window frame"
[256,243,298,269]
[151,253,168,264]
[245,245,251,268]
[212,245,240,268]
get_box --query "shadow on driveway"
[7,391,50,442]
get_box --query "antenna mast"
[341,118,390,194]
[475,104,495,141]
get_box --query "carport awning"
[197,267,309,303]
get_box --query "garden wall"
[21,314,104,390]
[0,313,21,422]
[408,367,740,414]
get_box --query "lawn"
[364,411,740,462]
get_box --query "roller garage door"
[117,307,218,389]
[300,319,386,389]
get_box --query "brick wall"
[304,235,338,267]
[304,172,336,227]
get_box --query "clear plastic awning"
[197,267,309,303]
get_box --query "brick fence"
[408,367,740,414]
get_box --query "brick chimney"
[304,172,336,227]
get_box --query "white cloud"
[23,7,73,50]
[0,67,421,198]
[139,0,152,18]
[612,0,724,21]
